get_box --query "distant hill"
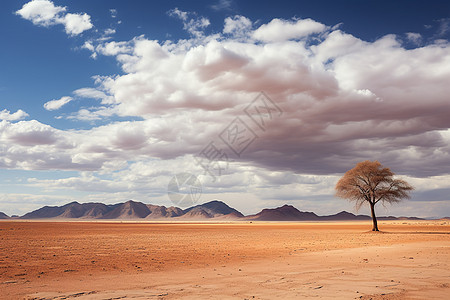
[386,216,424,220]
[19,200,243,220]
[21,202,110,219]
[242,205,422,221]
[15,200,426,221]
[321,211,371,221]
[244,205,319,221]
[182,200,244,218]
[0,211,9,219]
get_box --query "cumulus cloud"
[79,14,450,179]
[2,120,59,146]
[3,13,450,216]
[0,119,106,170]
[253,18,327,42]
[168,8,210,38]
[95,40,133,56]
[223,15,252,39]
[0,109,29,121]
[6,14,450,179]
[16,0,93,36]
[82,36,140,60]
[15,0,65,26]
[43,96,73,110]
[62,12,93,36]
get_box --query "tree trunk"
[369,202,379,231]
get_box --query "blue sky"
[1,0,450,217]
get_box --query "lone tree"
[335,160,413,231]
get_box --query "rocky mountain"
[244,204,319,221]
[21,202,73,219]
[145,205,183,219]
[81,203,111,218]
[177,207,213,219]
[102,200,151,219]
[0,211,9,219]
[21,201,110,219]
[182,200,244,218]
[15,200,425,221]
[19,200,243,220]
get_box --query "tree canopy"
[335,160,414,231]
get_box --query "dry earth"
[0,220,449,299]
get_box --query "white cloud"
[61,12,93,36]
[82,38,136,60]
[68,109,101,121]
[73,87,115,104]
[82,41,97,59]
[168,7,188,21]
[168,8,210,38]
[223,15,252,39]
[0,109,29,121]
[311,30,365,63]
[67,107,116,121]
[79,15,450,180]
[104,28,116,35]
[15,0,65,26]
[43,96,73,111]
[1,119,60,146]
[406,32,422,45]
[253,18,327,42]
[16,0,93,36]
[95,40,133,56]
[82,41,95,52]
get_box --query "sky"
[1,0,450,218]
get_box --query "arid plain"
[1,221,449,299]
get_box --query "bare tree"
[335,160,413,231]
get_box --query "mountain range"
[0,200,435,221]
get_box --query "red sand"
[1,220,449,299]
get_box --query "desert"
[1,220,449,299]
[3,1,450,299]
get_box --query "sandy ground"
[0,220,449,299]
